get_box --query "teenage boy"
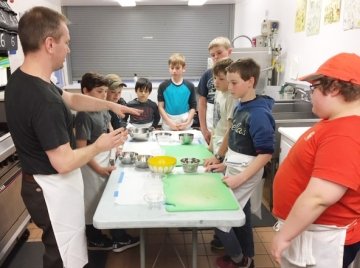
[106,73,128,129]
[127,77,160,128]
[206,58,275,268]
[75,73,139,253]
[206,58,236,158]
[198,36,232,143]
[158,53,197,131]
[271,53,360,268]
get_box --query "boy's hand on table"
[205,162,225,172]
[204,156,220,167]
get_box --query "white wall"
[234,0,360,83]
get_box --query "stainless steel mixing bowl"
[179,133,194,145]
[180,157,200,173]
[129,127,153,141]
[119,151,138,164]
[135,154,151,168]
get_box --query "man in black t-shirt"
[5,7,140,268]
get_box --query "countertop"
[278,127,310,143]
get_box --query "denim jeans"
[215,200,254,258]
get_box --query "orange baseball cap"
[299,53,360,86]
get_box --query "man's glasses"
[309,82,322,94]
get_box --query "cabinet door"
[279,136,294,164]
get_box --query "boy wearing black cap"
[272,53,360,268]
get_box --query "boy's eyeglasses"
[309,82,322,94]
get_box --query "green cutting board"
[163,173,239,212]
[161,144,213,166]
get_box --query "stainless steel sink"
[272,101,313,113]
[271,101,319,157]
[272,112,318,120]
[272,100,318,120]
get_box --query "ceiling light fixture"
[188,0,207,6]
[116,0,136,7]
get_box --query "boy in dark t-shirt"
[126,77,160,128]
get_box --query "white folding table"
[93,131,245,268]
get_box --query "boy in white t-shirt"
[209,58,236,155]
[204,58,237,251]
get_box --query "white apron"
[206,102,214,132]
[218,148,264,232]
[34,169,88,268]
[274,220,348,268]
[80,151,110,224]
[212,135,223,154]
[161,112,193,131]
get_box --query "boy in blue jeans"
[206,59,275,268]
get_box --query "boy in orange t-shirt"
[272,53,360,268]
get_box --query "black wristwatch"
[215,153,224,163]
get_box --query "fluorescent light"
[116,0,136,7]
[188,0,207,6]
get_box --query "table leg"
[140,228,145,268]
[192,228,197,268]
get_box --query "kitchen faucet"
[231,35,254,47]
[279,82,311,102]
[293,88,311,102]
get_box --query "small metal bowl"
[119,151,138,165]
[179,133,194,145]
[180,157,200,173]
[129,127,152,141]
[155,132,172,143]
[135,154,151,169]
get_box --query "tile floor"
[27,222,280,268]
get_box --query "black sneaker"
[87,235,113,251]
[211,235,224,250]
[112,234,140,253]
